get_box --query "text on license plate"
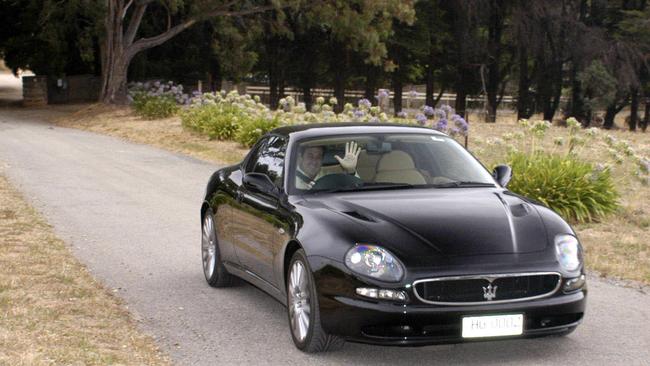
[462,314,524,338]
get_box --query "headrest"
[377,150,416,170]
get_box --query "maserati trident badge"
[483,283,498,301]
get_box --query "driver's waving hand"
[295,141,361,189]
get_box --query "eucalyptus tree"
[100,0,286,104]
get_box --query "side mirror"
[492,164,512,187]
[243,172,280,198]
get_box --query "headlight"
[344,244,404,282]
[554,234,582,272]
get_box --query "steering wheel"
[312,173,363,191]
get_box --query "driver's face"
[299,146,323,179]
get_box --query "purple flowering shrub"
[128,81,189,119]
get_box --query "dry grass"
[0,173,170,366]
[51,105,649,285]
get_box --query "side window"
[245,138,269,173]
[248,136,287,188]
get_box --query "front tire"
[287,249,344,353]
[202,208,233,287]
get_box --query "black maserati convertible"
[200,123,586,352]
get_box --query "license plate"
[462,314,524,338]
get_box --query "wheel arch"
[201,201,210,223]
[283,239,303,288]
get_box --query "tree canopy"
[1,0,649,130]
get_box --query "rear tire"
[286,249,344,353]
[202,208,233,287]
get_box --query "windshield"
[289,133,496,194]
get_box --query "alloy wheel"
[288,261,311,342]
[202,214,217,279]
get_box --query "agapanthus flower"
[440,104,453,116]
[415,113,427,125]
[396,111,407,119]
[422,105,435,117]
[434,108,446,119]
[329,97,338,105]
[316,96,325,105]
[566,117,580,129]
[453,116,469,136]
[377,89,389,99]
[436,118,448,131]
[358,98,372,109]
[408,89,418,100]
[354,110,366,119]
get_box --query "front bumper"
[312,259,586,346]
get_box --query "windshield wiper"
[431,181,496,188]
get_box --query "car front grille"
[413,272,561,305]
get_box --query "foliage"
[506,152,619,223]
[128,81,187,119]
[181,103,242,140]
[577,61,618,111]
[0,0,103,75]
[235,116,281,148]
[131,94,179,120]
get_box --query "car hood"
[303,188,549,257]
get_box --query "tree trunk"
[267,36,279,109]
[268,66,279,110]
[642,97,649,132]
[425,52,435,106]
[364,66,378,103]
[393,73,403,115]
[517,45,532,119]
[486,0,503,123]
[99,1,275,104]
[629,87,639,131]
[100,0,128,104]
[603,101,627,129]
[570,62,586,123]
[332,47,348,113]
[303,85,312,111]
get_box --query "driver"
[295,141,361,189]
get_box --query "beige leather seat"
[374,150,426,184]
[356,150,381,182]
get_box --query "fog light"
[356,287,407,302]
[563,274,586,292]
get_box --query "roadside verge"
[0,173,170,365]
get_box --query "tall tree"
[100,1,280,104]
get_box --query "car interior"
[314,137,460,186]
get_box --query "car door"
[230,135,289,287]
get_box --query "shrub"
[180,104,241,140]
[132,93,179,119]
[235,115,281,147]
[506,152,619,223]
